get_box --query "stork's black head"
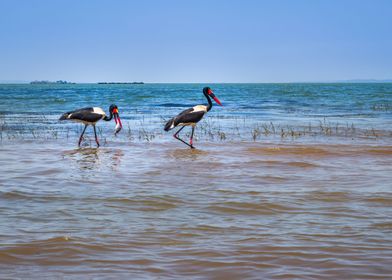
[109,104,122,135]
[202,87,222,106]
[109,104,118,114]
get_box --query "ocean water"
[0,83,391,143]
[0,83,391,279]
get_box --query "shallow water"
[1,83,392,278]
[1,140,391,279]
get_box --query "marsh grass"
[246,118,387,142]
[0,113,390,144]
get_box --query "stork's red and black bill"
[113,108,122,135]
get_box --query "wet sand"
[0,140,391,279]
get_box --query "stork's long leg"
[93,125,100,147]
[173,126,196,149]
[78,125,88,147]
[173,126,193,148]
[190,126,195,149]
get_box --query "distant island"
[30,80,75,84]
[338,79,392,83]
[97,82,144,85]
[28,80,144,85]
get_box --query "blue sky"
[0,0,391,83]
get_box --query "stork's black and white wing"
[59,107,106,124]
[164,105,207,131]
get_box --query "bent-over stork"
[59,104,122,147]
[164,87,222,148]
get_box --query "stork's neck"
[204,92,213,112]
[103,111,113,121]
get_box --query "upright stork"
[59,104,122,147]
[164,87,222,148]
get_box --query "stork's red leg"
[173,126,193,148]
[93,125,100,147]
[78,125,88,147]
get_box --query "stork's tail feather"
[59,113,69,121]
[164,118,175,131]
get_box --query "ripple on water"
[1,141,392,279]
[104,196,181,212]
[207,201,301,215]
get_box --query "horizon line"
[1,80,392,85]
[0,80,392,86]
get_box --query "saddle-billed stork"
[59,104,122,147]
[164,87,222,148]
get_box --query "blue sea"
[0,83,391,143]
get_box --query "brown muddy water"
[1,140,392,279]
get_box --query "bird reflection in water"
[62,148,124,174]
[109,149,124,171]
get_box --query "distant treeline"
[30,80,74,84]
